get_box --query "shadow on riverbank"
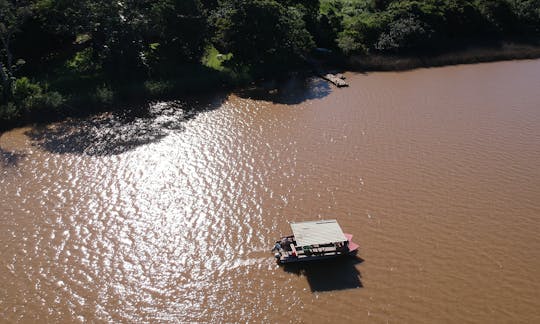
[24,94,228,156]
[235,74,332,105]
[283,256,364,292]
[5,42,540,147]
[17,72,334,155]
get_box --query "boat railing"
[287,242,347,258]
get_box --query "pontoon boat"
[272,220,359,264]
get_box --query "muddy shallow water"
[1,59,540,323]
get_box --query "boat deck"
[277,240,355,263]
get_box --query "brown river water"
[1,59,540,323]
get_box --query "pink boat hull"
[344,233,359,254]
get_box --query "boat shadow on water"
[282,256,364,292]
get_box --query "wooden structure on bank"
[320,73,349,87]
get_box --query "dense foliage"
[212,0,314,72]
[1,0,539,128]
[325,0,540,55]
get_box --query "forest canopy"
[1,0,539,128]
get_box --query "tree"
[0,0,32,100]
[509,0,540,34]
[212,0,314,71]
[371,0,393,11]
[375,15,433,52]
[38,0,212,77]
[148,0,210,72]
[475,0,516,34]
[33,0,155,77]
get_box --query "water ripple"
[1,60,540,322]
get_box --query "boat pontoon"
[272,219,359,264]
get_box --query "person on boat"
[272,242,282,252]
[336,242,348,253]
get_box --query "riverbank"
[347,42,540,71]
[2,43,540,133]
[0,65,244,132]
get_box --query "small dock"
[320,73,348,87]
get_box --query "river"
[1,59,540,323]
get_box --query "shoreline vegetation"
[347,42,540,71]
[1,0,540,132]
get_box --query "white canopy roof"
[290,219,347,247]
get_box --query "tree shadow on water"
[235,75,332,105]
[283,256,364,292]
[0,148,25,168]
[24,95,227,156]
